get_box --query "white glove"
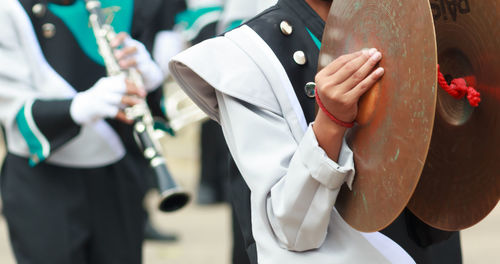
[70,74,126,125]
[122,37,164,92]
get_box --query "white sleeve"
[215,90,355,251]
[0,2,38,126]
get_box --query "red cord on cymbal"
[437,65,481,107]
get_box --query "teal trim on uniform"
[160,97,166,116]
[154,121,175,137]
[175,6,223,30]
[225,19,244,31]
[48,0,134,65]
[16,105,47,166]
[306,27,321,50]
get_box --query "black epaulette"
[245,4,321,124]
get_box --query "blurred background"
[1,0,498,263]
[0,81,498,264]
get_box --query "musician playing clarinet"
[170,0,462,263]
[0,0,185,263]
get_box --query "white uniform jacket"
[170,25,415,263]
[0,0,124,167]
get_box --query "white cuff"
[299,125,355,190]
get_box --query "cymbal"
[319,0,437,232]
[407,1,500,231]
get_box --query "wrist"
[314,110,348,136]
[70,93,86,125]
[315,87,355,128]
[313,111,347,162]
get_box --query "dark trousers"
[381,209,462,264]
[1,153,146,264]
[231,205,251,264]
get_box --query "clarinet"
[85,0,189,212]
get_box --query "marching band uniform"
[170,0,462,263]
[0,0,185,263]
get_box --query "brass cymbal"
[407,0,500,231]
[319,0,437,232]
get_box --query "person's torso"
[17,0,168,163]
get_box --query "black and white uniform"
[0,0,185,263]
[170,0,462,263]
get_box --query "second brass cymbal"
[407,0,500,231]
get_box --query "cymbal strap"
[437,65,481,107]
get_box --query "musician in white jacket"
[170,0,463,263]
[169,0,415,263]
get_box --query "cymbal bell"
[319,0,437,232]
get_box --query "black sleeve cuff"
[31,99,81,151]
[16,99,81,165]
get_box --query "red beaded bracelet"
[314,86,355,128]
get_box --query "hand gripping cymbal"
[320,0,499,232]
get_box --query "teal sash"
[48,0,134,65]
